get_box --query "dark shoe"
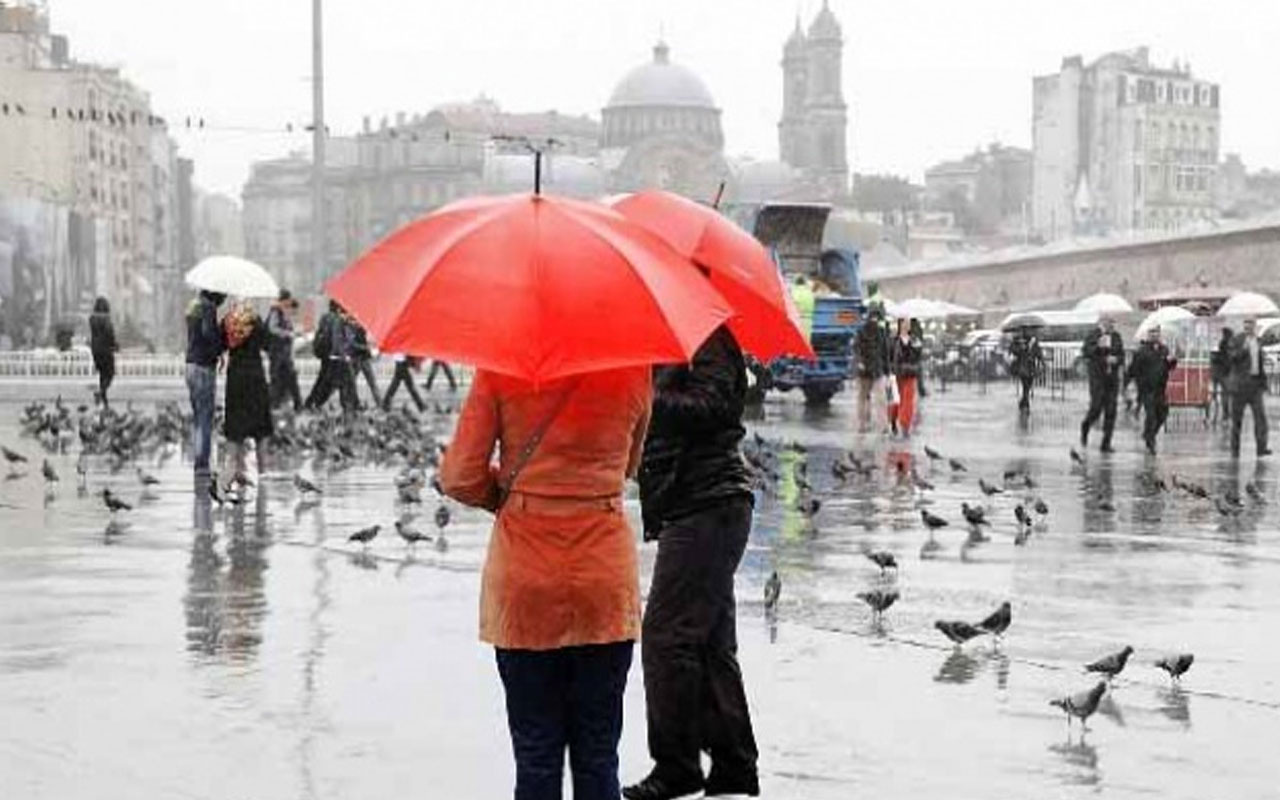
[1079,425,1088,447]
[1260,449,1273,457]
[1100,442,1115,454]
[705,771,760,797]
[1145,442,1157,456]
[622,774,704,800]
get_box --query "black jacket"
[855,318,890,379]
[185,296,224,367]
[1228,333,1268,393]
[890,334,924,377]
[88,311,117,358]
[1210,336,1232,382]
[1009,333,1043,380]
[1126,340,1177,399]
[639,326,753,538]
[265,305,295,364]
[1082,327,1124,384]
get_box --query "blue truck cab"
[725,203,867,404]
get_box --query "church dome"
[607,42,717,109]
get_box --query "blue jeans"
[186,363,216,473]
[495,642,633,800]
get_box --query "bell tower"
[803,1,848,193]
[778,17,809,167]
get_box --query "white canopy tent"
[1074,293,1133,314]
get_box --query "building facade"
[777,1,849,199]
[1032,47,1220,241]
[925,144,1031,235]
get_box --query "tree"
[852,173,921,218]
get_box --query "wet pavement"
[1,382,1278,799]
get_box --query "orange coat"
[440,367,652,650]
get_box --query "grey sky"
[50,0,1280,198]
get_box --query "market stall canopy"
[1134,305,1195,340]
[1138,285,1241,313]
[184,256,279,299]
[1217,291,1280,318]
[1074,292,1133,314]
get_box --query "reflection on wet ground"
[2,387,1279,799]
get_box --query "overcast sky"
[49,0,1280,198]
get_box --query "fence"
[926,346,1082,401]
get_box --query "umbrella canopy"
[1135,305,1195,340]
[185,255,279,299]
[889,297,980,320]
[1074,292,1133,314]
[325,192,734,383]
[608,190,814,360]
[1217,291,1280,317]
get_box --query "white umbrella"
[1075,293,1133,314]
[890,297,943,319]
[1217,291,1280,317]
[185,255,280,299]
[934,300,980,317]
[1135,305,1194,340]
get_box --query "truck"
[725,202,867,405]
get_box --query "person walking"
[1080,315,1125,452]
[853,305,890,433]
[265,289,302,412]
[424,359,458,392]
[626,325,759,800]
[1211,326,1234,425]
[440,366,651,800]
[1228,317,1271,459]
[304,301,358,414]
[185,290,226,476]
[348,316,381,409]
[1125,325,1178,455]
[382,353,426,412]
[88,296,118,408]
[889,317,923,436]
[217,303,273,495]
[1008,325,1043,413]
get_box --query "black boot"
[623,774,704,800]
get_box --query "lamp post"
[311,0,326,292]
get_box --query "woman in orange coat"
[440,366,651,800]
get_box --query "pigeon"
[42,459,59,483]
[865,550,897,574]
[795,496,821,518]
[1050,681,1108,729]
[961,502,989,527]
[1094,495,1116,513]
[857,588,899,618]
[398,484,424,504]
[2,445,28,465]
[294,474,323,495]
[100,488,131,513]
[978,478,1004,496]
[1154,653,1194,682]
[1033,497,1049,516]
[924,446,943,462]
[1070,448,1085,466]
[395,519,432,547]
[948,458,967,473]
[976,601,1012,639]
[136,467,160,487]
[764,571,782,614]
[1022,475,1039,490]
[920,509,949,530]
[1085,645,1135,681]
[348,524,381,547]
[911,468,935,492]
[935,620,987,646]
[1014,504,1032,528]
[1245,481,1265,505]
[434,503,452,529]
[1214,496,1244,518]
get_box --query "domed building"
[600,41,731,200]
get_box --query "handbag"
[884,376,901,406]
[494,379,579,510]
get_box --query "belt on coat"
[505,491,621,515]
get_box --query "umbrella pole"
[535,150,542,196]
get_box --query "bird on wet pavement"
[100,488,131,513]
[1033,497,1050,517]
[2,445,29,466]
[857,588,898,619]
[924,446,943,462]
[349,524,381,547]
[1014,504,1032,528]
[434,503,451,530]
[398,483,424,504]
[961,502,989,528]
[1085,645,1135,681]
[1213,496,1243,518]
[42,459,59,484]
[795,496,821,518]
[294,474,322,496]
[976,601,1012,639]
[1154,653,1195,683]
[136,467,160,487]
[935,620,987,646]
[1050,681,1108,730]
[978,478,1004,496]
[948,458,967,473]
[1094,495,1116,513]
[764,571,782,614]
[395,519,432,547]
[1070,447,1085,466]
[921,509,949,530]
[911,468,935,492]
[1245,482,1265,506]
[864,550,897,574]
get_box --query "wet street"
[2,382,1279,800]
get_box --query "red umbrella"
[325,192,733,383]
[610,190,816,361]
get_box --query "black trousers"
[383,362,425,411]
[496,642,633,800]
[1018,375,1033,409]
[642,495,758,787]
[305,359,357,412]
[269,357,302,411]
[1231,382,1269,455]
[92,352,114,407]
[352,356,381,407]
[425,360,457,391]
[1142,394,1169,450]
[1082,377,1119,446]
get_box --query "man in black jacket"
[1008,326,1043,413]
[1228,317,1271,458]
[185,290,226,475]
[626,325,759,800]
[853,305,890,432]
[1125,325,1178,455]
[1080,316,1125,452]
[266,289,302,411]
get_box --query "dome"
[607,42,717,110]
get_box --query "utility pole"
[311,0,326,293]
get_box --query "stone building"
[777,1,849,199]
[1032,47,1220,241]
[924,144,1031,235]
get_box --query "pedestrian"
[1211,326,1233,424]
[348,316,381,409]
[304,301,358,414]
[185,290,226,476]
[439,366,651,800]
[1008,325,1044,413]
[1125,324,1178,455]
[910,317,929,398]
[1228,317,1271,459]
[88,296,118,408]
[626,325,759,800]
[217,302,273,495]
[853,304,890,433]
[424,359,458,392]
[265,289,302,411]
[889,317,923,436]
[1080,315,1125,452]
[382,353,426,412]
